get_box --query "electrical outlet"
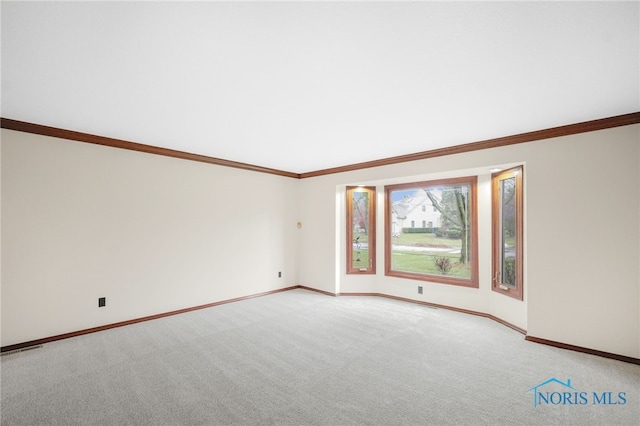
[278,271,282,278]
[418,286,423,294]
[98,297,106,307]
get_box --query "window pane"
[492,166,523,300]
[386,177,478,288]
[501,177,517,286]
[347,186,376,274]
[351,191,370,270]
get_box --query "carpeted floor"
[1,288,639,425]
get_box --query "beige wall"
[298,124,640,358]
[524,126,639,357]
[2,124,639,359]
[1,129,299,346]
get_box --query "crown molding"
[298,112,640,178]
[3,112,638,179]
[0,118,300,179]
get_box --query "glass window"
[492,166,524,300]
[385,177,478,287]
[346,186,376,274]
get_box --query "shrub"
[503,257,516,285]
[433,256,453,275]
[402,227,428,234]
[446,229,462,239]
[436,227,462,239]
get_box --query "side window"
[346,186,376,274]
[492,166,524,300]
[385,177,478,288]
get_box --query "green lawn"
[351,233,369,244]
[351,249,370,269]
[391,251,470,278]
[351,231,470,277]
[391,232,469,278]
[392,232,461,249]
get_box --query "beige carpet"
[2,288,638,425]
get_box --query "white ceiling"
[2,1,639,174]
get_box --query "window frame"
[346,186,376,274]
[385,176,479,288]
[491,166,524,300]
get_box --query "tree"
[425,186,470,264]
[500,177,516,238]
[352,192,369,234]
